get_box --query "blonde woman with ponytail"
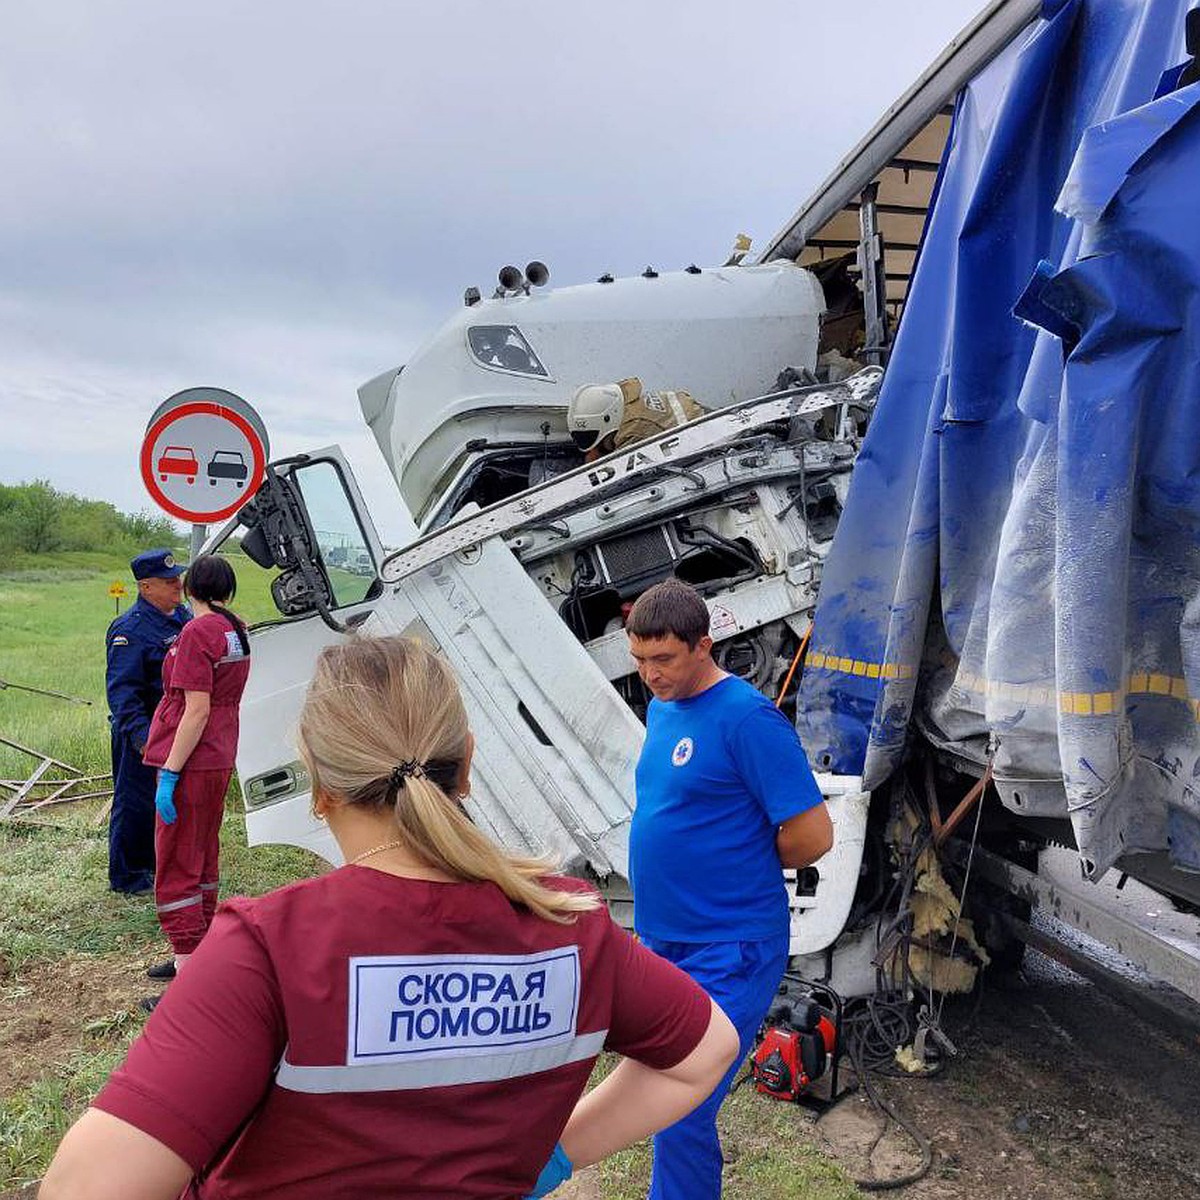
[43,636,738,1200]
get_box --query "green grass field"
[0,548,280,780]
[0,553,865,1198]
[0,550,319,1189]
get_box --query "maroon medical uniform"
[94,871,712,1198]
[143,612,250,954]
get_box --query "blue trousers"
[641,933,790,1200]
[108,729,157,892]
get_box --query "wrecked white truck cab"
[224,258,885,998]
[222,0,1200,1013]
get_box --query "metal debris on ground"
[0,677,92,705]
[0,736,112,820]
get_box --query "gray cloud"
[1,0,985,541]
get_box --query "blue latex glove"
[155,769,180,824]
[525,1143,572,1199]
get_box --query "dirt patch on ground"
[4,947,1198,1199]
[812,957,1200,1199]
[1,950,156,1094]
[557,1173,605,1199]
[560,950,1200,1199]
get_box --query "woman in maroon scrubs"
[141,554,251,986]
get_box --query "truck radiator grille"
[595,526,676,585]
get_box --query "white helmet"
[568,383,625,451]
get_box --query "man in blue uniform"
[105,550,190,894]
[626,578,834,1200]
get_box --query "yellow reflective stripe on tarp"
[1059,674,1196,716]
[807,650,915,680]
[810,652,1200,720]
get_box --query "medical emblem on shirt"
[346,948,580,1066]
[671,737,694,767]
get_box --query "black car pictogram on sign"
[207,450,249,487]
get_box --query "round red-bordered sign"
[140,400,268,523]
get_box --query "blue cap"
[131,549,185,581]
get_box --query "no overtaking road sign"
[141,388,270,524]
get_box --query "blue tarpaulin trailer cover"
[796,0,1200,881]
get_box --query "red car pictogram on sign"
[158,445,199,484]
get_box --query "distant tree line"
[0,480,180,562]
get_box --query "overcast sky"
[0,0,986,544]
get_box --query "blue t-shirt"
[629,674,824,943]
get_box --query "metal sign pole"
[190,523,207,562]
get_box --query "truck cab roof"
[358,261,825,526]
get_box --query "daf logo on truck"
[586,437,682,489]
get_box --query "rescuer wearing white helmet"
[568,377,706,461]
[568,382,625,457]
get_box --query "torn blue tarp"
[797,0,1200,880]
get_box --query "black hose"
[848,1069,934,1192]
[829,991,936,1192]
[820,775,938,1190]
[677,520,760,568]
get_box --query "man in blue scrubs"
[105,550,190,894]
[626,578,833,1200]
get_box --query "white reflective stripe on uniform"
[155,894,202,914]
[663,390,689,425]
[275,1028,608,1094]
[198,882,219,891]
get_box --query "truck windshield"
[466,325,549,377]
[427,445,583,528]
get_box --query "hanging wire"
[935,772,989,1031]
[775,624,813,709]
[745,767,995,1190]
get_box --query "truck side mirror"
[271,563,335,617]
[240,523,275,569]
